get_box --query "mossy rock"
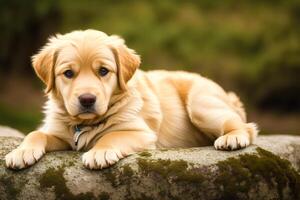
[0,133,300,200]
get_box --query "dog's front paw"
[5,148,45,169]
[214,130,250,150]
[82,148,124,170]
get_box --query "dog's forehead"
[56,40,115,65]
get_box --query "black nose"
[79,93,96,108]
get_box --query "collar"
[73,122,102,146]
[73,125,87,146]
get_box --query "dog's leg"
[5,131,70,169]
[187,92,258,150]
[82,131,157,169]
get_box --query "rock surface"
[0,133,299,200]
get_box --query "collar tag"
[74,125,87,146]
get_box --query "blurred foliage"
[0,0,300,132]
[0,0,61,76]
[0,102,42,133]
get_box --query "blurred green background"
[0,0,299,135]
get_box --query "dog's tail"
[246,122,259,143]
[228,91,259,143]
[227,91,246,122]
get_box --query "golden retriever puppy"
[5,30,258,170]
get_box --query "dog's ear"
[31,36,58,93]
[110,36,141,90]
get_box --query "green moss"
[159,149,169,152]
[102,164,135,187]
[67,160,75,167]
[102,168,118,186]
[0,168,27,199]
[0,176,22,199]
[122,164,134,177]
[137,158,204,183]
[99,192,110,200]
[39,166,96,200]
[0,159,5,166]
[138,151,152,157]
[131,193,154,200]
[215,147,300,200]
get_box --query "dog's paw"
[82,148,124,170]
[214,131,250,151]
[5,148,45,169]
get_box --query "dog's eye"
[99,67,109,77]
[63,70,74,79]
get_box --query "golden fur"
[6,30,258,170]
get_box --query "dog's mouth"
[77,113,97,119]
[76,109,98,119]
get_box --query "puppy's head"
[32,30,140,120]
